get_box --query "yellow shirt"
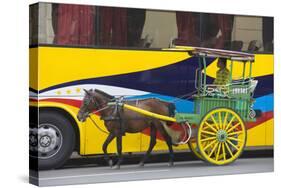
[213,68,230,85]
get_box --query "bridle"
[82,94,117,134]
[84,94,111,115]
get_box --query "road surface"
[30,157,273,186]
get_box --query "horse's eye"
[84,98,90,105]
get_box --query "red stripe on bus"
[33,98,273,142]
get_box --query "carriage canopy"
[175,46,255,62]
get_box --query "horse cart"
[78,47,257,167]
[113,47,256,165]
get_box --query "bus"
[29,2,274,170]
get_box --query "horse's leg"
[157,122,175,167]
[102,132,115,167]
[139,125,157,167]
[112,134,123,169]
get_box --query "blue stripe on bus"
[253,94,273,112]
[125,93,194,113]
[126,93,273,113]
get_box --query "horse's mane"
[94,89,115,99]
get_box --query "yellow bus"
[29,2,273,170]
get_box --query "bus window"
[231,15,273,53]
[98,8,178,48]
[30,3,97,46]
[98,7,127,47]
[173,12,200,47]
[31,2,273,53]
[53,4,96,45]
[200,13,234,50]
[262,17,274,53]
[141,10,178,48]
[127,8,146,47]
[29,3,39,45]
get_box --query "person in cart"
[213,57,230,85]
[207,57,230,97]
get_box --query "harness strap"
[92,105,110,114]
[89,116,109,134]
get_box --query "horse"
[77,89,181,169]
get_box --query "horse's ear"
[89,89,93,92]
[83,89,90,95]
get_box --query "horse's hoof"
[138,162,145,167]
[112,165,120,170]
[108,159,113,167]
[168,162,174,167]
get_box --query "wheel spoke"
[204,121,218,133]
[208,142,219,157]
[201,130,217,136]
[203,139,217,150]
[210,114,220,130]
[228,131,243,136]
[222,112,229,130]
[226,140,239,151]
[227,136,243,142]
[222,142,226,160]
[215,143,222,161]
[200,136,217,142]
[227,122,241,133]
[218,112,222,129]
[225,116,236,131]
[224,141,234,157]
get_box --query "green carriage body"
[172,47,256,165]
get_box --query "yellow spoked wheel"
[188,127,204,161]
[197,108,247,165]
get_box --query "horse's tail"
[160,121,181,146]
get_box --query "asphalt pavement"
[30,157,273,186]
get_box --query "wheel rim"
[187,126,204,160]
[197,108,246,165]
[29,123,63,159]
[188,138,205,160]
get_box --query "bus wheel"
[30,111,76,170]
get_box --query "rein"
[87,98,122,135]
[89,116,109,134]
[87,102,112,135]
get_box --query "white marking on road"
[30,169,170,181]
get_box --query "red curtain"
[175,12,199,46]
[100,7,127,46]
[54,4,95,45]
[214,14,233,49]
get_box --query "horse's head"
[77,89,100,122]
[77,89,115,122]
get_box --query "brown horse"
[77,89,181,169]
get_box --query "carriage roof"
[173,46,255,62]
[188,47,255,62]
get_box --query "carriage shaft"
[118,103,177,122]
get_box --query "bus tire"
[31,111,76,170]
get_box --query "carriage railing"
[197,79,257,99]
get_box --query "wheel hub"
[39,135,52,147]
[216,130,228,142]
[29,123,63,159]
